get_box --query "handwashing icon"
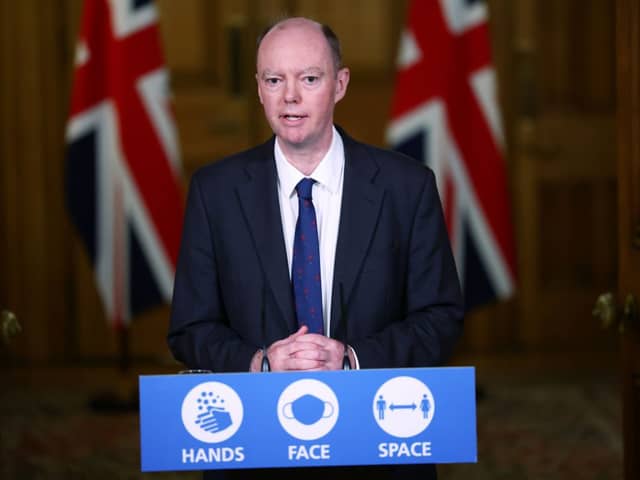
[181,381,244,443]
[282,394,334,425]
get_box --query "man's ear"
[334,67,350,104]
[256,73,264,104]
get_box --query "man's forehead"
[257,35,330,72]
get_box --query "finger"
[284,357,327,371]
[296,335,344,357]
[291,348,329,362]
[290,325,309,339]
[294,333,331,348]
[268,326,309,351]
[287,339,325,357]
[267,347,300,371]
[296,337,345,370]
[269,341,300,360]
[279,326,309,346]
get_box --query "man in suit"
[168,16,463,479]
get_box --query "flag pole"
[117,324,131,373]
[88,325,137,412]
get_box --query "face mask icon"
[282,394,334,425]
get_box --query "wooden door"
[617,0,640,478]
[512,0,618,353]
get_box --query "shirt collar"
[274,126,345,198]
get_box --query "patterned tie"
[292,178,324,334]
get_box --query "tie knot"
[295,178,315,200]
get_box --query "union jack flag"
[387,0,517,311]
[65,0,183,329]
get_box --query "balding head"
[257,17,343,76]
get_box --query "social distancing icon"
[372,376,435,438]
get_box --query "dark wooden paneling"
[514,0,617,349]
[617,0,640,477]
[1,1,78,361]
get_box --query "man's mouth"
[281,114,306,120]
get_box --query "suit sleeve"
[167,173,257,372]
[351,170,464,368]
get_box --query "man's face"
[256,20,349,157]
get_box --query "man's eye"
[303,76,319,84]
[265,78,280,85]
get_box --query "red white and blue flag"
[387,0,516,311]
[65,0,183,328]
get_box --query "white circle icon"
[372,376,435,438]
[277,379,339,441]
[181,381,243,443]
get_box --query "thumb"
[277,325,308,346]
[291,325,308,338]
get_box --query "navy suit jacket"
[168,128,463,373]
[168,128,463,480]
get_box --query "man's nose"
[284,81,300,103]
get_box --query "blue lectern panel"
[139,367,477,471]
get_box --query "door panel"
[616,0,640,478]
[513,0,618,350]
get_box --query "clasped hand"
[251,326,346,372]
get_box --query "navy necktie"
[292,178,324,334]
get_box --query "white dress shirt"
[274,126,344,336]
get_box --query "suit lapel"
[331,134,384,338]
[236,141,297,334]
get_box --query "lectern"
[139,367,477,472]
